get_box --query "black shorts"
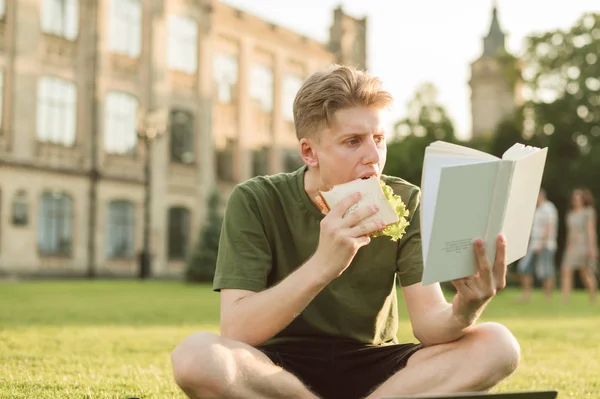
[257,339,422,399]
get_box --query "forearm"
[412,302,479,347]
[220,256,331,346]
[588,226,597,253]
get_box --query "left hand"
[451,234,507,326]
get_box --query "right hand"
[314,192,385,280]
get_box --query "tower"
[328,5,368,70]
[469,2,518,139]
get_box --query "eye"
[374,135,385,144]
[346,138,360,146]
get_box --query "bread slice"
[317,177,400,227]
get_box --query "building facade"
[0,0,367,277]
[469,4,520,139]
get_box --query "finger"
[451,278,468,293]
[493,234,507,291]
[346,219,385,238]
[327,191,362,219]
[342,203,380,228]
[473,239,493,284]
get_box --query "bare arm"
[403,283,472,346]
[219,193,383,346]
[220,258,329,346]
[587,209,597,257]
[403,235,507,347]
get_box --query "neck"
[304,166,327,204]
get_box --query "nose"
[363,137,381,165]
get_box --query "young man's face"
[302,106,388,189]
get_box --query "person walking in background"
[516,188,558,303]
[561,188,598,304]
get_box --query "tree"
[186,191,224,283]
[508,12,600,285]
[384,82,458,186]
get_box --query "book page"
[501,148,548,263]
[502,143,539,160]
[421,151,496,263]
[422,161,499,285]
[428,141,500,160]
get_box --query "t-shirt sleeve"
[212,184,272,293]
[396,186,424,287]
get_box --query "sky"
[221,0,599,140]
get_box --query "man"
[517,188,559,303]
[171,65,520,399]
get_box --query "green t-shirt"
[213,165,423,346]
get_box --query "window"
[38,192,73,255]
[36,76,77,146]
[108,0,141,58]
[252,147,269,177]
[104,91,138,155]
[213,53,238,104]
[0,0,5,19]
[250,64,273,112]
[282,74,303,121]
[170,109,194,164]
[167,207,190,260]
[167,15,198,74]
[41,0,79,40]
[105,200,135,258]
[12,190,28,226]
[216,138,235,182]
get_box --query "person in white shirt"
[516,188,558,303]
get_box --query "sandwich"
[315,177,410,242]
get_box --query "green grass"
[0,280,598,398]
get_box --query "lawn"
[0,280,598,398]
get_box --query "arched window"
[104,91,138,155]
[105,200,135,258]
[12,190,28,226]
[170,109,195,164]
[168,206,190,260]
[38,191,73,255]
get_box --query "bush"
[186,191,223,283]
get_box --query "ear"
[300,138,319,168]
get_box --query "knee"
[171,331,232,396]
[471,322,521,379]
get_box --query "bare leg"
[365,322,520,398]
[517,274,533,302]
[543,278,554,303]
[561,267,573,304]
[578,268,598,304]
[171,332,319,399]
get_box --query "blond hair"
[292,64,393,140]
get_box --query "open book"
[420,141,548,285]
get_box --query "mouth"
[359,173,378,180]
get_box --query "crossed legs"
[171,322,520,399]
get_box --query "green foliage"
[516,12,600,259]
[384,82,459,186]
[186,191,223,283]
